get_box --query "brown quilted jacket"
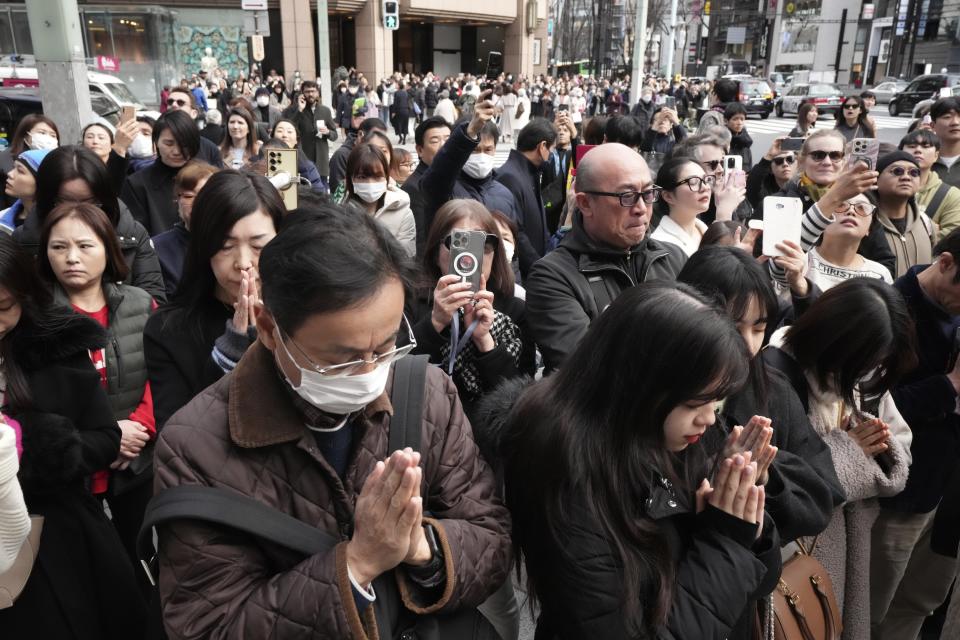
[153,342,512,639]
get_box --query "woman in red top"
[38,202,156,566]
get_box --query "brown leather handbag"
[772,538,842,640]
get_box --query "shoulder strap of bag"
[388,355,429,453]
[136,485,339,585]
[926,182,952,220]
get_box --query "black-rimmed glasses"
[581,187,663,206]
[676,175,716,192]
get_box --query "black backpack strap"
[927,182,952,221]
[586,274,615,314]
[762,346,810,413]
[136,485,339,585]
[388,355,430,453]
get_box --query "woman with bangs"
[503,282,782,639]
[343,143,416,256]
[409,198,536,421]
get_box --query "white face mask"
[463,152,495,179]
[503,239,516,263]
[256,95,270,107]
[128,134,154,159]
[28,132,58,151]
[353,180,388,203]
[275,328,392,414]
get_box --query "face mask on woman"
[462,152,495,179]
[27,132,58,151]
[128,134,154,159]
[256,95,270,107]
[353,180,388,203]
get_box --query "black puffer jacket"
[525,212,686,371]
[12,202,166,302]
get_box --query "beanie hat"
[255,86,270,98]
[876,150,919,175]
[17,148,51,177]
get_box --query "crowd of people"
[0,62,958,640]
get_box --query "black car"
[888,74,960,117]
[0,87,120,144]
[736,78,775,118]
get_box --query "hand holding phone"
[447,229,487,293]
[762,196,803,257]
[723,155,743,172]
[848,138,880,171]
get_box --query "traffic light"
[383,1,399,30]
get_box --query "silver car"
[870,80,909,104]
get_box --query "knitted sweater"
[0,421,30,573]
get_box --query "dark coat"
[630,100,657,132]
[421,123,520,251]
[531,476,780,639]
[885,266,960,555]
[0,312,146,639]
[495,149,551,276]
[327,132,356,195]
[12,201,166,302]
[152,221,189,301]
[640,125,687,155]
[392,89,412,117]
[197,136,225,169]
[199,123,224,146]
[728,128,754,170]
[143,300,232,429]
[154,343,511,638]
[746,157,789,211]
[425,84,439,109]
[121,158,181,237]
[525,212,687,372]
[775,179,897,277]
[282,102,338,177]
[401,160,430,255]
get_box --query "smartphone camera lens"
[453,253,478,277]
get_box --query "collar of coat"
[228,341,394,448]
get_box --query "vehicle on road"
[735,78,775,118]
[889,73,960,116]
[0,87,121,147]
[869,80,909,104]
[912,85,960,118]
[776,83,844,117]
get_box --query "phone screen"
[782,137,805,152]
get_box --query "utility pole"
[25,0,91,146]
[664,0,679,77]
[834,9,847,84]
[631,0,647,90]
[316,0,332,99]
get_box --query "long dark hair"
[0,234,80,410]
[35,146,121,226]
[172,170,284,321]
[797,102,818,134]
[678,245,780,409]
[835,95,877,137]
[783,278,916,408]
[503,282,750,636]
[8,114,59,157]
[38,203,130,285]
[654,156,700,219]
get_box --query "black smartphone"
[782,137,805,152]
[485,51,503,79]
[448,229,486,292]
[557,103,569,112]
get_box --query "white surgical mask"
[256,95,270,107]
[28,132,58,151]
[128,134,154,159]
[276,328,392,414]
[503,239,516,263]
[463,152,495,179]
[353,180,388,203]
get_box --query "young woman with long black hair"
[765,278,916,639]
[503,282,781,639]
[144,169,283,428]
[0,233,145,638]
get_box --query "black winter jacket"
[775,178,897,277]
[746,157,788,211]
[525,213,687,371]
[885,266,960,556]
[13,202,166,302]
[328,132,356,195]
[0,312,146,639]
[495,149,551,277]
[153,221,189,300]
[401,160,430,255]
[531,477,781,639]
[728,128,754,170]
[121,158,181,236]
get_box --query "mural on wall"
[175,25,248,78]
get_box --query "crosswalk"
[742,113,910,135]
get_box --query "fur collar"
[11,307,107,371]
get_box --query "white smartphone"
[723,155,742,172]
[762,196,803,257]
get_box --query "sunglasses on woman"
[843,104,860,110]
[772,155,796,166]
[807,150,845,162]
[675,175,716,192]
[443,233,499,254]
[886,166,921,178]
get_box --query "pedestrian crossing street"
[744,113,911,135]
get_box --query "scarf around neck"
[799,173,832,203]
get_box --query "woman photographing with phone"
[503,282,781,639]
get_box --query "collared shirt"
[649,215,708,257]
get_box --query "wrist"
[430,312,448,334]
[473,333,495,353]
[405,531,433,567]
[790,277,809,297]
[346,541,379,587]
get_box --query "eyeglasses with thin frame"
[773,155,796,166]
[886,166,921,178]
[166,98,189,107]
[280,314,417,378]
[834,201,876,218]
[675,175,716,192]
[807,149,845,163]
[581,187,663,206]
